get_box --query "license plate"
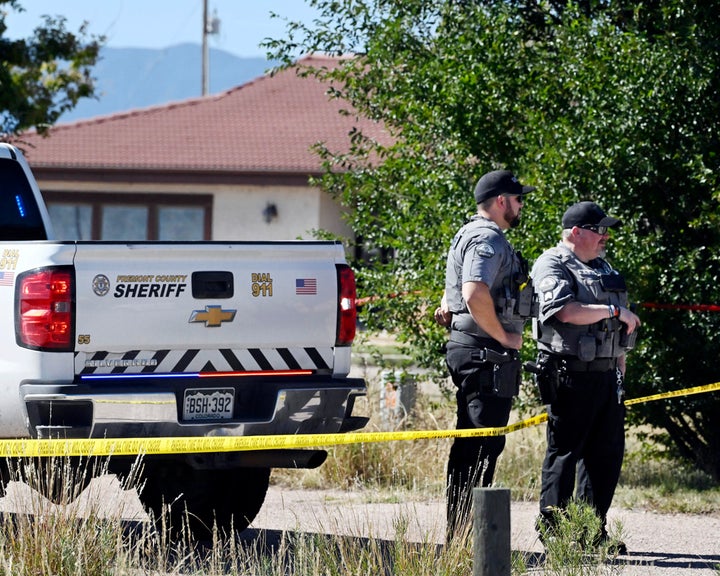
[183,388,234,421]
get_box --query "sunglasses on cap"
[580,224,609,235]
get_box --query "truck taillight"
[336,264,357,346]
[16,267,74,351]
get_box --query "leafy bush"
[265,0,720,481]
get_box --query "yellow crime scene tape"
[1,382,718,458]
[623,381,720,406]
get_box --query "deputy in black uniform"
[434,169,536,541]
[531,201,641,551]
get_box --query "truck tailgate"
[72,241,346,376]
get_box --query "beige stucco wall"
[212,184,352,242]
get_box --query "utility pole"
[201,0,220,96]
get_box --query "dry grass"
[0,335,717,575]
[272,366,720,516]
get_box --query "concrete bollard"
[473,487,511,576]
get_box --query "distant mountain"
[60,44,276,123]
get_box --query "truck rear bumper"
[20,375,368,441]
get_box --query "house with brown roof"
[16,54,386,244]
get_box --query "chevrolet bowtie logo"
[188,305,237,327]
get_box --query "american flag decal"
[295,278,317,295]
[0,271,14,287]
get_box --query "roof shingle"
[18,54,386,174]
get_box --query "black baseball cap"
[562,201,622,229]
[474,170,536,203]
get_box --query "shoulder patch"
[538,277,557,292]
[538,276,558,303]
[474,242,495,258]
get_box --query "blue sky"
[5,0,319,58]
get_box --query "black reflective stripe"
[278,348,301,370]
[249,348,273,370]
[112,350,139,374]
[78,347,331,374]
[220,348,245,371]
[142,349,169,373]
[173,350,199,372]
[80,351,108,374]
[305,347,329,370]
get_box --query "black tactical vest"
[532,244,629,359]
[445,216,535,339]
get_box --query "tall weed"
[0,364,716,575]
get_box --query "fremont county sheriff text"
[113,275,188,298]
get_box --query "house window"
[44,193,212,241]
[159,206,206,240]
[47,204,93,240]
[102,205,149,240]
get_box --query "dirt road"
[252,486,720,575]
[1,478,718,574]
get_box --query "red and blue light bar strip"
[81,369,313,381]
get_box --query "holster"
[469,348,521,399]
[493,357,522,398]
[525,352,563,405]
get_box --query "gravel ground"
[345,355,720,574]
[252,486,720,576]
[0,477,718,574]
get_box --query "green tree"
[0,0,102,136]
[517,2,720,480]
[266,0,720,480]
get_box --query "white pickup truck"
[0,143,367,537]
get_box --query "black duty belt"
[448,330,498,348]
[449,330,518,364]
[562,357,618,372]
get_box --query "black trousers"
[540,367,625,523]
[445,341,513,540]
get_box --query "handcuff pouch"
[619,325,638,350]
[577,334,597,362]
